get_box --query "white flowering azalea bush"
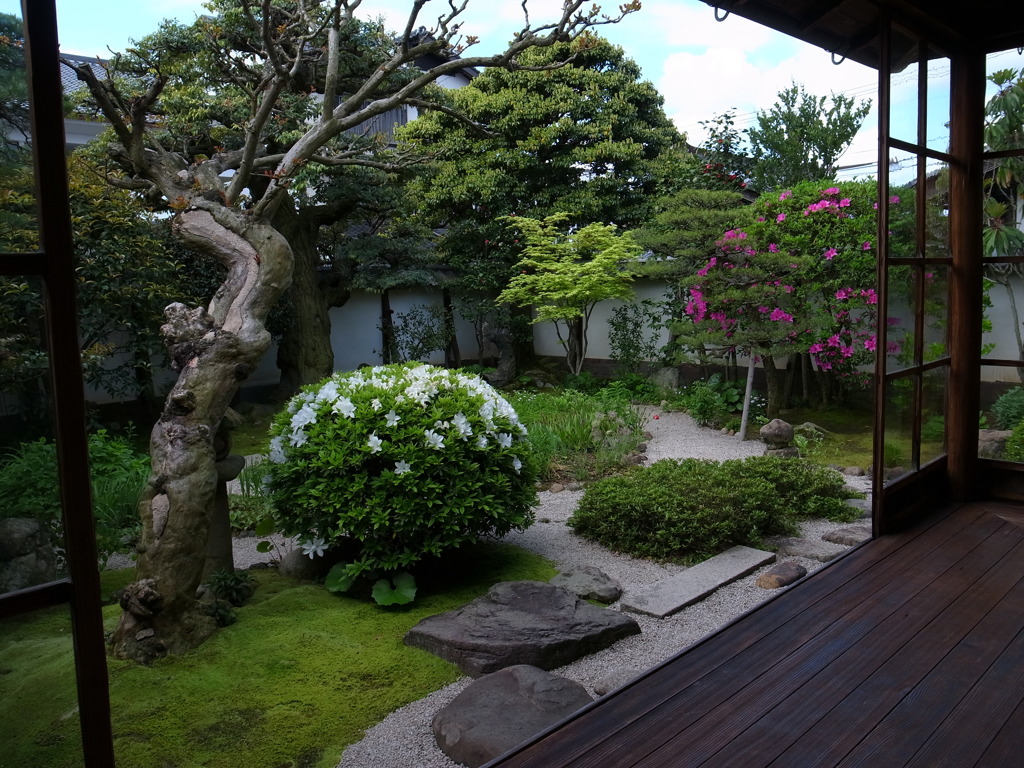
[264,363,537,602]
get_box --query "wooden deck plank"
[546,506,996,768]
[485,502,1024,768]
[629,518,1024,768]
[837,554,1024,766]
[905,625,1024,767]
[758,523,1024,767]
[975,694,1024,767]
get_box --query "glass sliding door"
[874,23,955,531]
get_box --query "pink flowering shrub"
[678,180,912,394]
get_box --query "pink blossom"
[864,337,877,351]
[823,187,840,195]
[827,334,842,347]
[757,216,765,222]
[860,288,878,305]
[889,194,901,204]
[836,288,853,300]
[770,308,794,322]
[824,247,838,260]
[841,346,854,358]
[779,190,793,201]
[783,284,794,293]
[887,341,900,354]
[768,243,780,252]
[777,213,786,222]
[862,241,871,250]
[839,198,851,207]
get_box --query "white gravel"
[337,408,871,768]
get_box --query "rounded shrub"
[265,363,537,588]
[1004,421,1024,462]
[992,386,1024,430]
[568,456,856,563]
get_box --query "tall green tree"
[401,33,680,366]
[496,213,641,374]
[64,0,639,662]
[745,82,870,192]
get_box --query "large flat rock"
[405,581,641,677]
[620,546,776,618]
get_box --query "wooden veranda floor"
[485,500,1024,768]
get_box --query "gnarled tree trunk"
[110,209,291,662]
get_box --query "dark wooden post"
[947,49,986,500]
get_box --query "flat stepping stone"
[773,537,848,562]
[822,522,873,547]
[405,581,640,677]
[620,546,776,618]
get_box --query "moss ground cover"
[0,543,555,768]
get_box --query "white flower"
[452,412,473,439]
[371,398,382,411]
[512,457,522,474]
[367,432,383,454]
[394,460,411,475]
[268,436,287,464]
[496,432,513,448]
[289,430,308,447]
[290,404,317,430]
[517,423,528,436]
[300,536,326,559]
[476,435,489,450]
[332,395,356,418]
[315,380,339,403]
[385,409,401,427]
[424,429,445,450]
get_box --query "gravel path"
[337,408,871,768]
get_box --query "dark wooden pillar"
[947,49,986,499]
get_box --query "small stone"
[550,565,622,604]
[756,561,807,589]
[593,667,639,696]
[843,466,866,476]
[765,446,801,459]
[643,431,654,439]
[760,418,794,447]
[135,628,155,641]
[845,498,872,516]
[636,443,648,453]
[537,517,551,524]
[721,428,729,434]
[565,482,583,491]
[822,523,872,547]
[772,537,847,562]
[548,483,565,494]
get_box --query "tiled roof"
[59,52,106,94]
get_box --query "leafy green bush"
[1005,421,1024,461]
[680,381,729,427]
[992,386,1024,429]
[264,364,537,598]
[0,429,147,563]
[569,456,857,562]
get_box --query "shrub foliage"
[265,364,537,585]
[568,456,855,562]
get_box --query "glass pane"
[0,605,84,763]
[923,175,950,259]
[980,365,1024,460]
[926,55,951,154]
[889,26,920,146]
[921,366,948,464]
[982,263,1024,359]
[0,11,39,251]
[884,375,915,482]
[888,147,918,190]
[0,278,66,595]
[923,265,949,363]
[885,264,916,373]
[986,48,1024,153]
[888,179,918,257]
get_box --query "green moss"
[0,542,555,767]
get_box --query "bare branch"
[405,97,499,139]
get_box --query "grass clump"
[508,388,644,482]
[569,456,859,563]
[1,542,555,768]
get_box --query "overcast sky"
[12,0,1024,184]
